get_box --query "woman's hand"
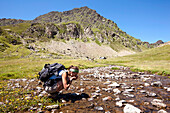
[70,76,77,81]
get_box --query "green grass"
[0,58,106,80]
[97,45,170,76]
[0,23,31,35]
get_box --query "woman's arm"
[62,72,71,90]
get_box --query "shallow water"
[1,65,169,113]
[55,66,170,113]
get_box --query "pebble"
[151,99,167,108]
[94,106,104,111]
[102,96,112,101]
[108,82,120,88]
[116,100,126,107]
[123,104,141,113]
[46,105,59,110]
[113,88,121,94]
[144,83,150,87]
[151,81,162,87]
[146,91,157,97]
[157,109,168,113]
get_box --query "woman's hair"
[68,65,79,71]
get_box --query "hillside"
[0,6,165,59]
[98,45,170,75]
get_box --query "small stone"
[157,109,168,113]
[123,104,141,113]
[79,88,85,92]
[116,100,126,107]
[151,81,162,87]
[151,99,166,108]
[108,82,120,88]
[88,97,94,101]
[102,96,112,101]
[38,103,43,106]
[146,91,157,97]
[144,83,150,87]
[96,90,100,93]
[104,81,112,85]
[113,88,121,94]
[62,100,67,103]
[38,94,44,97]
[36,87,42,91]
[115,97,120,101]
[46,105,59,110]
[94,106,104,111]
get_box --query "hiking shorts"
[44,78,70,94]
[44,80,63,93]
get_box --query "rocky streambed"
[0,65,170,113]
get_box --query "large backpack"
[38,63,66,82]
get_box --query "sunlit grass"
[0,58,106,80]
[97,45,170,76]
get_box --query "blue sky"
[0,0,170,43]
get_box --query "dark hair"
[68,65,79,71]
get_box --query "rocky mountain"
[0,6,164,59]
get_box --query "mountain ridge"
[0,6,165,59]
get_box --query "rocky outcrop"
[0,6,165,56]
[0,18,30,26]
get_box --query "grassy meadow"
[0,42,169,112]
[0,45,170,80]
[97,45,170,76]
[0,58,107,80]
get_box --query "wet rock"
[115,97,120,101]
[140,90,147,93]
[123,104,141,113]
[14,83,21,88]
[124,88,134,93]
[36,86,42,91]
[113,88,121,94]
[146,91,157,97]
[95,89,101,93]
[102,96,112,101]
[132,74,141,79]
[164,87,170,91]
[88,97,94,101]
[144,83,150,87]
[38,94,44,97]
[46,105,59,110]
[123,93,135,98]
[151,81,162,87]
[94,106,104,111]
[104,81,112,85]
[151,99,167,108]
[157,109,168,113]
[79,88,85,92]
[38,103,43,106]
[62,100,67,103]
[116,100,126,107]
[108,82,120,88]
[21,78,27,82]
[29,79,36,82]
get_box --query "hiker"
[43,65,79,94]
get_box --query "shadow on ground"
[49,93,90,103]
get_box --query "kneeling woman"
[44,65,79,94]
